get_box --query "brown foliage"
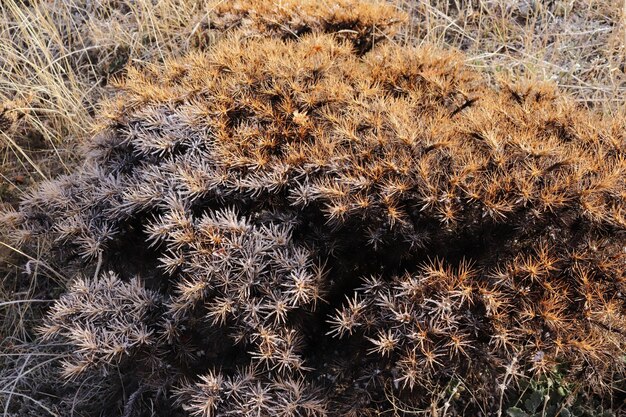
[198,0,406,53]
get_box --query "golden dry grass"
[0,0,217,203]
[398,0,625,114]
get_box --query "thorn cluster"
[329,245,626,405]
[175,368,326,417]
[39,272,162,380]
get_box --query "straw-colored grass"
[398,0,625,115]
[0,0,217,204]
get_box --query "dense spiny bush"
[198,0,405,53]
[39,272,160,376]
[2,0,625,415]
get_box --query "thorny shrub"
[1,0,625,416]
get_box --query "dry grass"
[0,0,213,138]
[397,0,626,116]
[0,0,216,204]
